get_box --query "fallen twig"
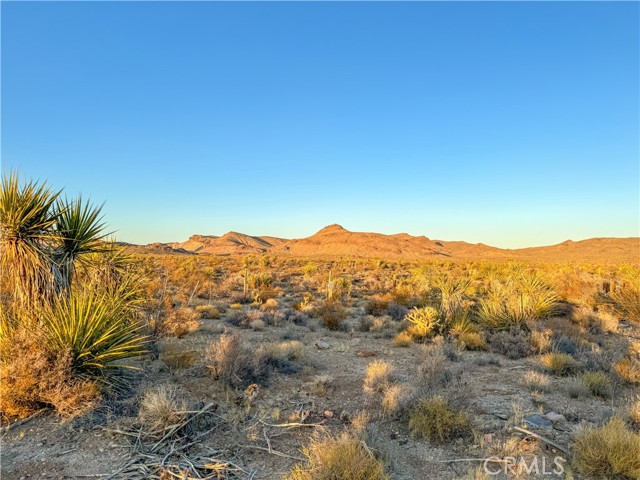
[513,426,570,454]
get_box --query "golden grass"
[540,352,578,376]
[285,432,388,480]
[408,396,473,444]
[581,371,612,398]
[363,360,394,395]
[614,357,640,385]
[572,417,640,479]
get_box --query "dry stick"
[150,402,215,452]
[513,426,570,455]
[0,408,48,435]
[243,445,305,462]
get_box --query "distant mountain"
[168,232,287,256]
[133,225,640,263]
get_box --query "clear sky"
[2,1,638,248]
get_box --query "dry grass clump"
[314,300,347,330]
[572,417,640,479]
[408,396,473,444]
[392,330,413,347]
[456,331,488,351]
[194,304,220,319]
[265,340,305,361]
[285,431,388,480]
[138,385,187,438]
[381,384,409,418]
[159,346,197,370]
[581,371,612,398]
[628,396,640,427]
[530,328,553,353]
[614,357,640,385]
[363,360,394,395]
[522,370,552,392]
[204,334,269,388]
[164,307,201,338]
[540,352,579,376]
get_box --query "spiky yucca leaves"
[53,196,108,292]
[0,172,60,308]
[478,272,560,330]
[41,280,147,380]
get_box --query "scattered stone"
[495,413,509,420]
[356,350,377,357]
[524,414,552,429]
[545,412,566,422]
[323,410,334,418]
[315,340,330,350]
[339,410,351,423]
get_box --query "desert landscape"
[1,173,640,479]
[2,2,639,479]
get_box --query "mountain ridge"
[136,225,639,263]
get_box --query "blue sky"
[2,2,638,248]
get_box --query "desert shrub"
[227,308,263,329]
[405,306,442,340]
[408,396,473,444]
[381,384,409,417]
[386,302,408,321]
[360,315,389,332]
[265,340,305,361]
[392,331,413,348]
[163,306,201,338]
[0,327,99,419]
[478,272,560,329]
[488,328,533,359]
[572,417,640,479]
[611,268,640,324]
[314,300,347,330]
[204,334,269,388]
[364,295,391,316]
[194,304,220,319]
[285,432,388,480]
[540,352,579,376]
[363,360,394,395]
[530,328,553,354]
[566,376,590,399]
[137,385,186,439]
[456,331,488,351]
[522,371,552,392]
[614,357,640,385]
[628,396,640,427]
[160,346,197,370]
[581,371,612,398]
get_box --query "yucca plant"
[53,196,108,292]
[478,272,560,330]
[0,172,60,308]
[41,280,147,379]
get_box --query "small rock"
[495,413,509,420]
[524,414,552,429]
[545,412,566,422]
[315,340,330,350]
[324,410,334,418]
[483,433,494,444]
[399,439,408,446]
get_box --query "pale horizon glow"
[2,2,639,249]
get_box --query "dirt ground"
[3,290,638,480]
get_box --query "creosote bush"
[204,334,270,388]
[572,417,640,479]
[314,300,347,330]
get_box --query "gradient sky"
[2,1,639,248]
